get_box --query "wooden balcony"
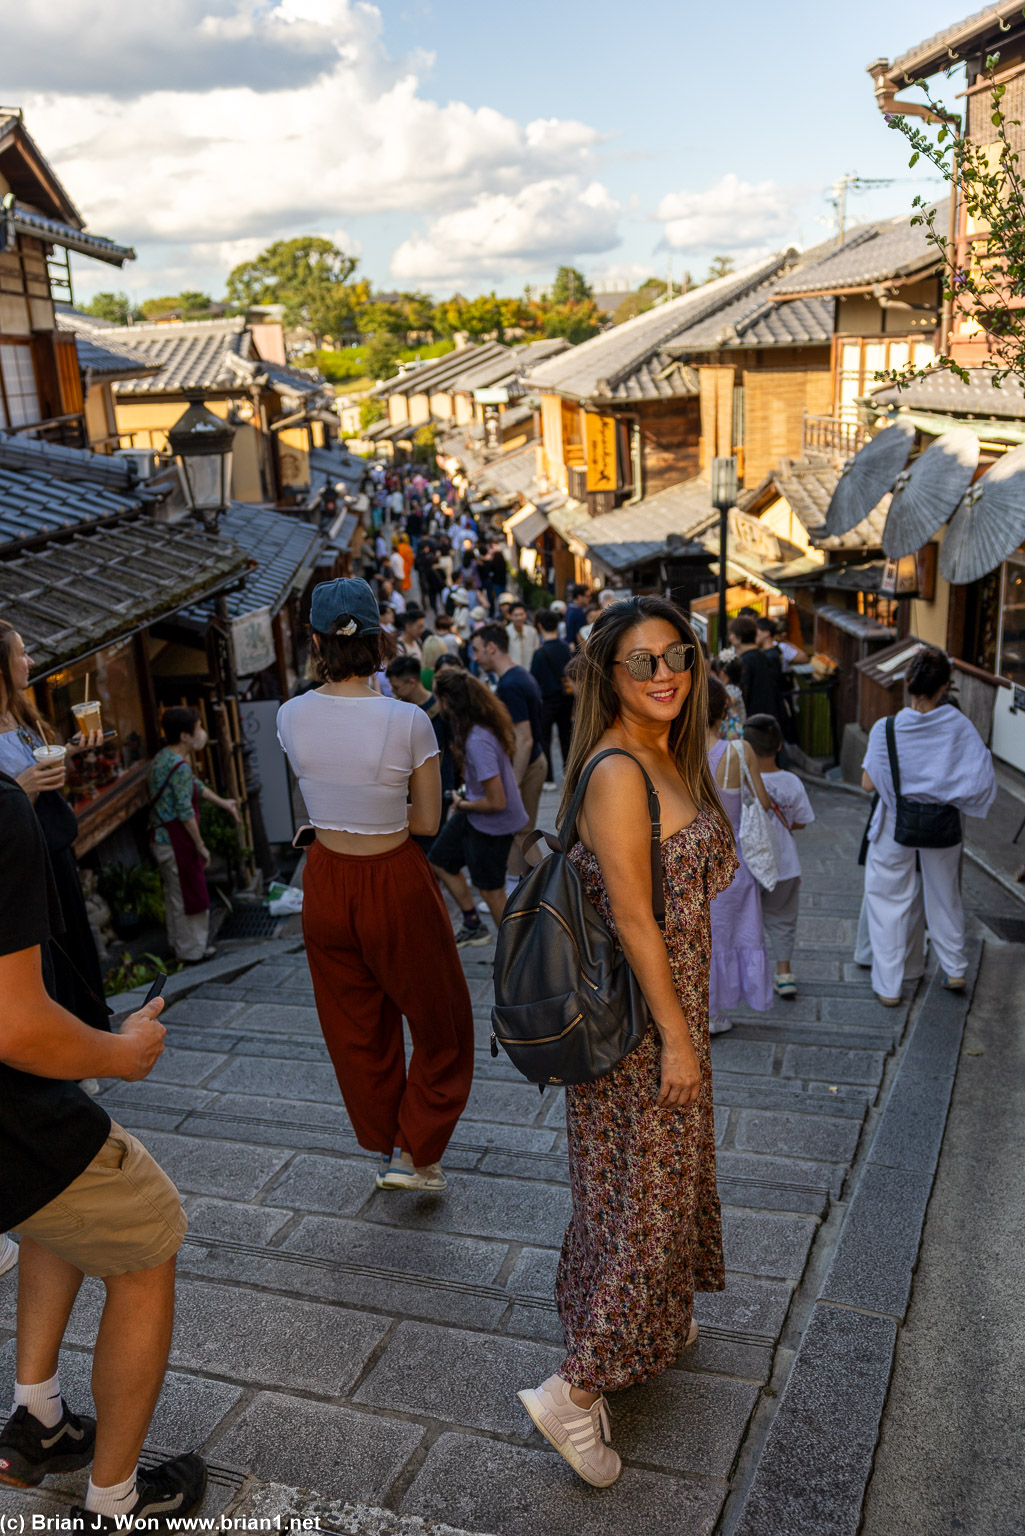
[802,414,868,460]
[9,413,88,450]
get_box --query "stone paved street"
[1,782,1020,1536]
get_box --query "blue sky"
[0,0,968,303]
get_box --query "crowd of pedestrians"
[0,450,1002,1511]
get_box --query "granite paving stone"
[865,1072,954,1174]
[208,1393,424,1504]
[168,1280,390,1392]
[614,1372,760,1476]
[710,1039,777,1076]
[261,1153,381,1216]
[819,1165,935,1320]
[733,1109,862,1165]
[693,1275,794,1342]
[204,1055,341,1102]
[732,1305,897,1536]
[821,995,910,1028]
[203,1000,324,1035]
[461,1078,548,1125]
[781,1044,886,1086]
[354,1322,561,1436]
[163,998,248,1028]
[284,1213,507,1280]
[367,1173,574,1247]
[721,1210,819,1282]
[713,1075,870,1117]
[182,1197,295,1243]
[400,1433,726,1536]
[123,1129,292,1200]
[142,1046,232,1086]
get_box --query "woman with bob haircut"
[276,578,473,1193]
[861,644,996,1004]
[516,595,737,1489]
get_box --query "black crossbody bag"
[885,716,962,850]
[491,748,664,1088]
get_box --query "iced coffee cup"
[72,700,103,736]
[33,744,67,767]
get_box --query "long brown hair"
[433,667,515,769]
[558,596,728,839]
[0,621,53,743]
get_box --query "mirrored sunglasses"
[616,642,695,682]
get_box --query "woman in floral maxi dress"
[517,597,736,1489]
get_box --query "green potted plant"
[98,862,164,940]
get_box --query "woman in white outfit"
[861,647,996,1004]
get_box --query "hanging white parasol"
[882,427,980,558]
[941,440,1025,584]
[825,419,916,538]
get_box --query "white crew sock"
[13,1372,62,1428]
[85,1471,138,1517]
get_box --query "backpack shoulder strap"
[559,748,665,929]
[885,715,901,798]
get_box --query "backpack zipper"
[492,1013,583,1048]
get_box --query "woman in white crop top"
[276,578,473,1194]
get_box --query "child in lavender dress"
[705,679,773,1032]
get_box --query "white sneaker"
[376,1154,447,1192]
[517,1374,621,1488]
[0,1234,18,1277]
[708,1013,733,1034]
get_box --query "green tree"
[362,333,402,382]
[140,290,214,319]
[225,237,361,345]
[432,292,508,340]
[359,396,386,430]
[612,277,671,324]
[705,256,735,282]
[885,54,1025,386]
[549,266,593,305]
[80,290,141,323]
[541,299,602,343]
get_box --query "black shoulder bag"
[885,715,962,850]
[491,748,664,1088]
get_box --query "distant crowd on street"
[0,448,999,1514]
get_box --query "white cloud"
[587,261,658,291]
[391,178,619,284]
[656,174,804,256]
[3,0,606,276]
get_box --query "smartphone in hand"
[143,972,168,1006]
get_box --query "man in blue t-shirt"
[564,584,592,650]
[471,623,547,881]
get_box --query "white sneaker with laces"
[517,1373,621,1488]
[0,1234,18,1277]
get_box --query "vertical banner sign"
[585,414,617,493]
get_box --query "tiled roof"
[772,208,945,297]
[869,366,1025,420]
[261,360,327,400]
[372,343,508,399]
[309,444,366,492]
[1,519,249,673]
[875,1,1024,84]
[664,280,834,354]
[0,431,139,492]
[473,444,538,500]
[0,201,134,267]
[566,478,717,571]
[0,461,143,550]
[527,256,789,402]
[57,314,161,382]
[450,338,570,395]
[183,503,325,623]
[762,459,890,551]
[76,317,257,395]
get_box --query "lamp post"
[167,391,236,528]
[711,455,738,652]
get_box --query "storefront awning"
[502,505,548,546]
[3,518,250,675]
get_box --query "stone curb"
[728,939,983,1536]
[106,935,306,1019]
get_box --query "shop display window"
[998,550,1025,690]
[42,640,151,811]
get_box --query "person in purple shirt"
[428,669,526,947]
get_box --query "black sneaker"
[72,1452,208,1531]
[0,1401,96,1487]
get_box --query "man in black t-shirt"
[530,608,573,783]
[470,624,547,879]
[728,616,787,739]
[0,774,207,1527]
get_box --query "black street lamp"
[168,391,236,527]
[711,455,738,651]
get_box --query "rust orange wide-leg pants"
[302,837,474,1167]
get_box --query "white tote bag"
[730,742,780,891]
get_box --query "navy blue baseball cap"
[310,577,381,636]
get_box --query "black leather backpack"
[490,748,664,1087]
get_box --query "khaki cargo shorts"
[13,1122,187,1278]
